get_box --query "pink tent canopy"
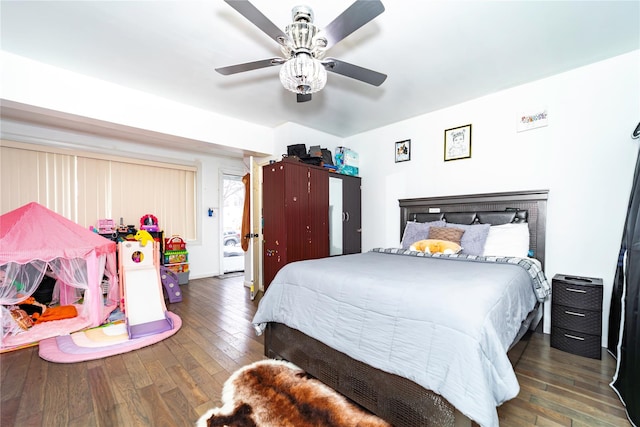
[0,202,115,264]
[1,202,118,350]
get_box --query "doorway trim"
[219,169,246,276]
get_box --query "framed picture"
[395,139,411,163]
[444,124,472,161]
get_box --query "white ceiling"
[1,1,638,138]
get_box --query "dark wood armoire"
[262,159,329,289]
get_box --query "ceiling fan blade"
[323,0,385,49]
[223,0,290,45]
[297,93,312,103]
[322,58,387,86]
[216,58,285,75]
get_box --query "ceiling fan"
[216,0,387,102]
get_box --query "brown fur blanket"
[196,359,391,427]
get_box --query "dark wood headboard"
[399,190,549,269]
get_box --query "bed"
[253,190,550,427]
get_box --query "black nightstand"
[550,274,603,359]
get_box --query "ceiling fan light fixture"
[217,0,387,100]
[279,52,327,95]
[281,21,325,60]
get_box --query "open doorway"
[222,174,245,273]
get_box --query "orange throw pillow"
[34,305,78,324]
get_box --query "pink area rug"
[1,303,117,352]
[38,311,181,363]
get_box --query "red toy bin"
[165,235,186,251]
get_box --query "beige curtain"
[1,141,197,239]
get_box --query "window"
[1,141,197,239]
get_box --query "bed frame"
[264,190,549,427]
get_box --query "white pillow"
[482,223,530,258]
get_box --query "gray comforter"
[252,249,550,427]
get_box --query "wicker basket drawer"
[552,276,603,310]
[551,304,602,335]
[551,326,601,359]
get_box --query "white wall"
[344,50,640,345]
[0,51,274,155]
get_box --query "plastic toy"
[165,235,186,251]
[140,214,159,232]
[160,266,182,303]
[97,219,116,234]
[134,229,154,247]
[118,239,173,339]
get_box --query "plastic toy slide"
[118,239,174,339]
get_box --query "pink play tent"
[1,202,119,350]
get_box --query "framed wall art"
[395,139,411,163]
[444,124,472,161]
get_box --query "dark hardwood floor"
[1,276,631,427]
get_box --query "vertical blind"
[1,141,197,240]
